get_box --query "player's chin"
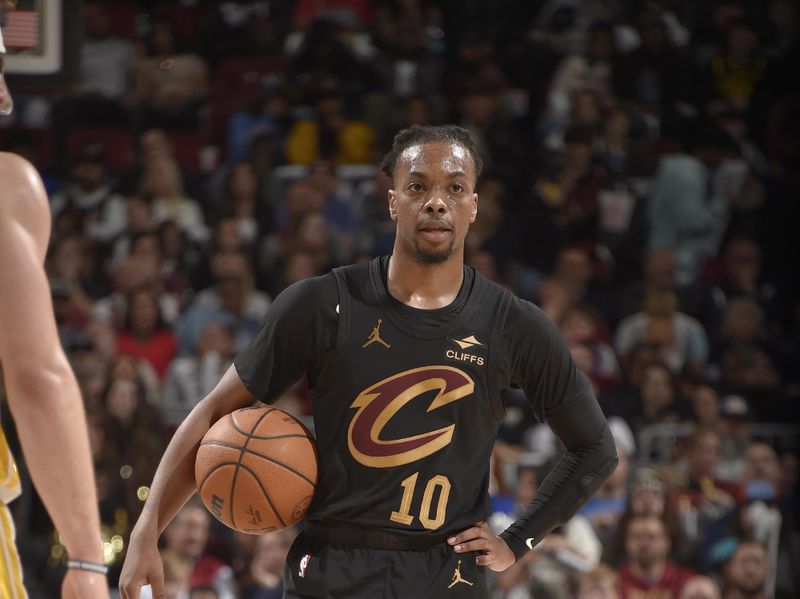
[414,246,452,264]
[413,239,455,264]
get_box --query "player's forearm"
[7,365,104,562]
[133,365,254,538]
[500,424,618,559]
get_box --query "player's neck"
[386,251,464,310]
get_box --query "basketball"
[195,405,318,534]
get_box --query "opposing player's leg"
[0,503,27,599]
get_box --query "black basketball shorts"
[283,530,489,598]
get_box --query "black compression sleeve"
[498,297,618,559]
[499,420,618,559]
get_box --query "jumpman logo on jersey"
[362,318,391,348]
[447,560,473,589]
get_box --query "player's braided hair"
[380,125,483,182]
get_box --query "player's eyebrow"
[407,170,467,178]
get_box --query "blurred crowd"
[1,0,799,597]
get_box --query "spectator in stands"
[289,19,371,96]
[715,395,754,482]
[285,82,376,165]
[680,576,722,599]
[50,142,128,243]
[618,247,718,330]
[704,17,771,126]
[540,22,617,149]
[615,291,709,376]
[669,428,743,566]
[495,457,602,599]
[714,238,775,318]
[613,11,689,128]
[606,468,693,567]
[561,305,620,392]
[116,285,178,379]
[618,514,695,598]
[47,234,97,331]
[141,156,208,243]
[721,540,769,599]
[743,442,781,503]
[134,16,209,128]
[77,1,135,102]
[161,318,236,426]
[100,376,164,522]
[648,124,739,285]
[160,499,236,599]
[177,251,269,354]
[240,529,296,599]
[690,384,722,431]
[578,563,619,599]
[161,551,191,599]
[624,361,689,439]
[112,193,156,264]
[553,247,613,325]
[517,127,603,272]
[158,220,196,300]
[214,161,267,246]
[306,159,358,249]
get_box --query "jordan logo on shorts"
[362,318,391,349]
[448,560,473,589]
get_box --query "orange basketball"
[195,405,318,534]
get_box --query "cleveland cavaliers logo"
[348,366,474,468]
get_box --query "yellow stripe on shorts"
[0,504,27,599]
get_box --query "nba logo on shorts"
[299,554,311,578]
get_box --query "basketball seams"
[197,406,317,534]
[228,408,275,530]
[237,463,287,529]
[196,462,288,531]
[227,407,276,437]
[200,439,317,486]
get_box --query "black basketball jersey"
[304,258,509,535]
[234,256,615,554]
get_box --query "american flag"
[2,9,39,50]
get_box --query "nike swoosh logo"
[526,537,536,549]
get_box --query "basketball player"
[0,4,109,596]
[120,125,618,598]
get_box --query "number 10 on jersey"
[390,472,451,530]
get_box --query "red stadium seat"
[162,129,209,176]
[209,55,289,143]
[103,2,140,41]
[155,4,206,51]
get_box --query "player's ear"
[469,192,478,224]
[388,189,397,221]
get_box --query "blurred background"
[0,0,799,597]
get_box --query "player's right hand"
[119,529,165,599]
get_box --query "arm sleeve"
[233,273,338,403]
[498,298,619,560]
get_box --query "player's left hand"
[448,521,516,572]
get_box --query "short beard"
[413,241,453,264]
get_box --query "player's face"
[388,141,478,264]
[0,54,13,116]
